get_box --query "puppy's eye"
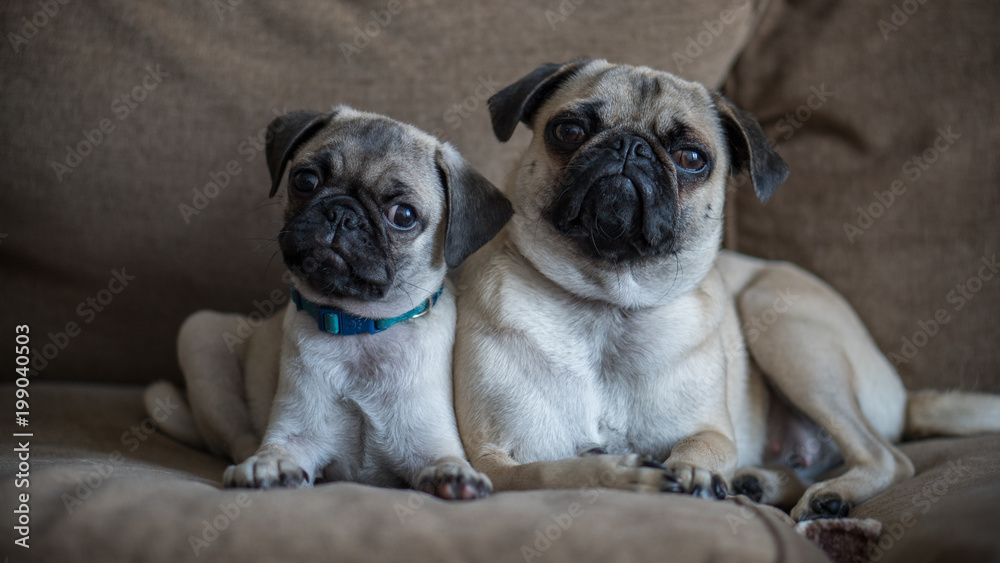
[385,204,418,230]
[291,169,320,194]
[671,149,707,172]
[554,122,587,145]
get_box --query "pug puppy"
[454,58,1000,519]
[146,106,511,499]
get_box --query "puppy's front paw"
[223,451,310,489]
[664,461,728,500]
[417,461,492,500]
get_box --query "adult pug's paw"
[664,461,728,500]
[223,450,310,489]
[793,491,852,521]
[417,460,493,500]
[730,472,764,503]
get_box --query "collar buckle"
[409,296,435,320]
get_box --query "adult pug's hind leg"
[739,264,913,521]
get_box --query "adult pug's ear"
[436,144,513,268]
[488,58,593,142]
[265,109,335,197]
[712,93,789,203]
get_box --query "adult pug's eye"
[553,122,587,145]
[671,148,707,172]
[291,169,320,193]
[385,204,418,230]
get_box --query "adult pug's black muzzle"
[548,133,676,262]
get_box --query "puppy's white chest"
[295,327,404,387]
[278,303,452,485]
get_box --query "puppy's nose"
[612,135,652,161]
[327,206,360,230]
[324,197,365,231]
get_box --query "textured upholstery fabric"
[4,384,999,561]
[0,0,762,384]
[726,0,1000,392]
[0,384,829,563]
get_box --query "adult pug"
[454,58,1000,519]
[146,106,511,500]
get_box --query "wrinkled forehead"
[544,64,721,137]
[294,117,440,188]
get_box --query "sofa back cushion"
[726,0,1000,392]
[0,1,762,382]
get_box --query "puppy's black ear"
[488,58,593,142]
[712,93,789,203]
[436,144,513,268]
[265,110,334,197]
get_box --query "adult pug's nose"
[611,134,653,161]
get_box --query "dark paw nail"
[639,456,666,469]
[579,447,609,457]
[711,475,728,500]
[661,473,683,493]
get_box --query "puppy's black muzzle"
[548,133,676,262]
[280,195,393,300]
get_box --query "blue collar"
[290,285,444,336]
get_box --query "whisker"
[263,250,284,279]
[251,238,280,255]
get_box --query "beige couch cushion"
[0,384,829,562]
[852,435,1000,561]
[5,383,1000,561]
